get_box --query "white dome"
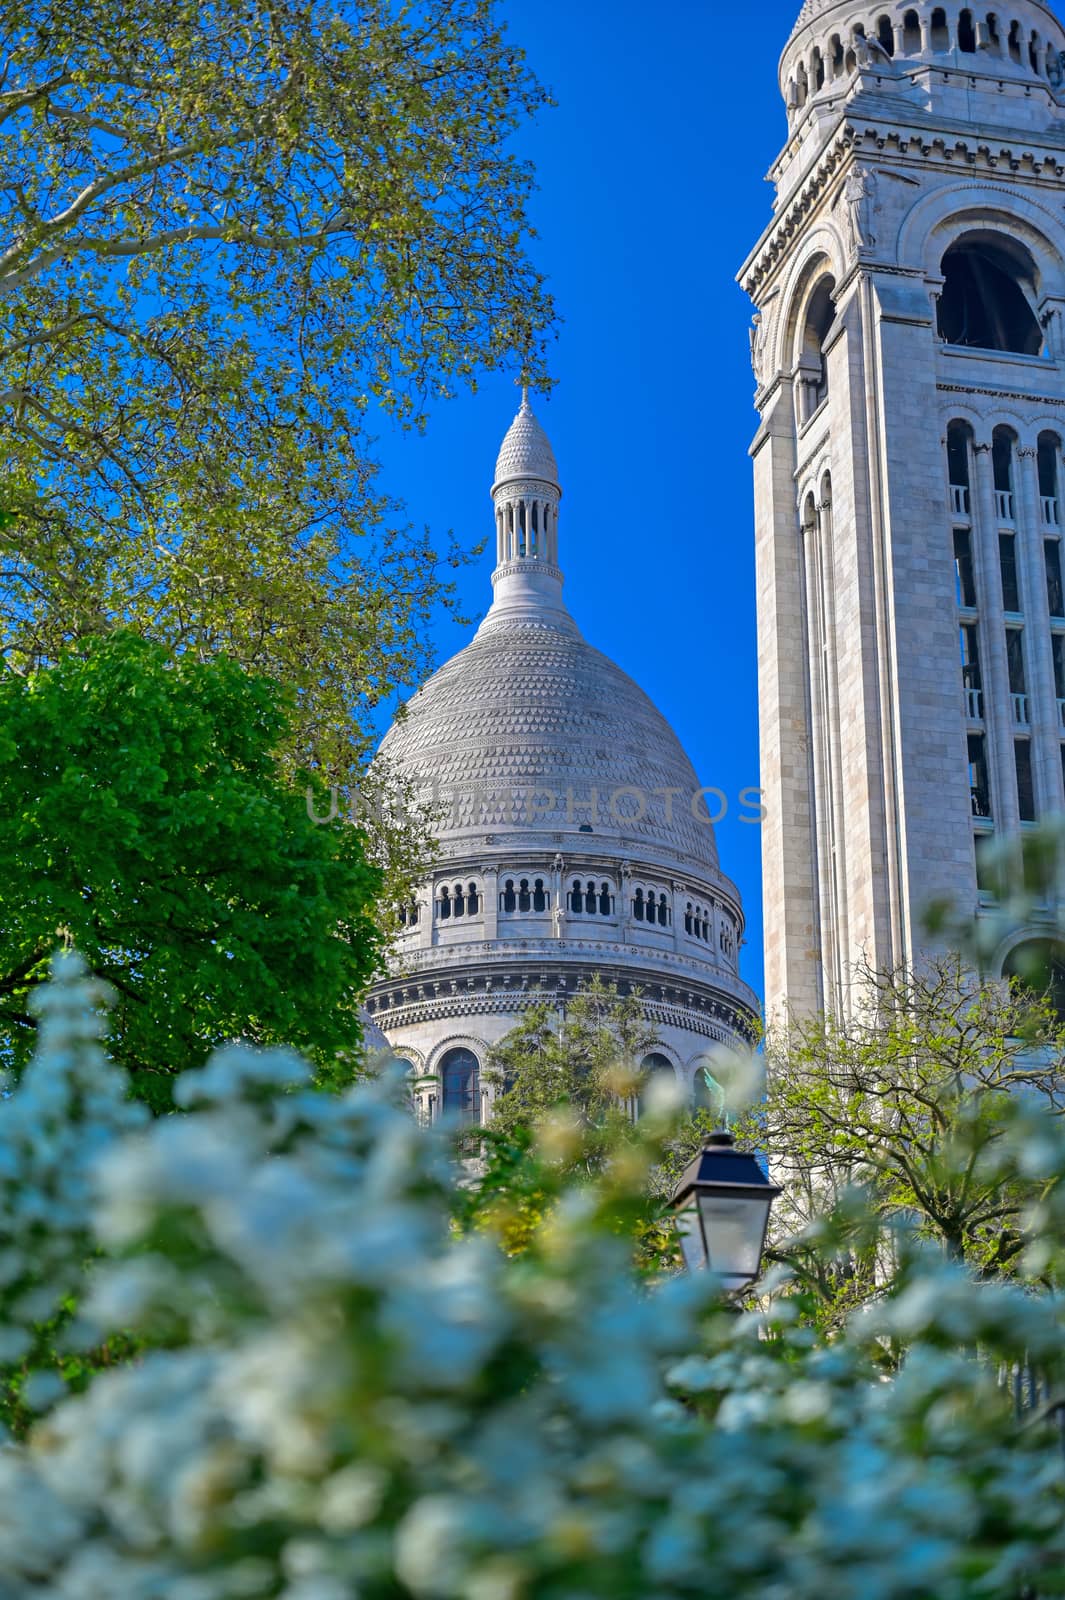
[368,397,756,1089]
[493,393,560,491]
[379,608,721,876]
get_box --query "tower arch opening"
[930,7,950,50]
[958,9,977,51]
[1002,939,1065,1022]
[876,15,895,55]
[937,232,1043,355]
[903,9,921,52]
[796,274,836,424]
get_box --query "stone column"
[801,515,839,1003]
[482,866,499,941]
[972,442,1020,829]
[1016,446,1062,812]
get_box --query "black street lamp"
[671,1132,781,1291]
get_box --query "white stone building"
[364,396,758,1120]
[743,0,1065,1021]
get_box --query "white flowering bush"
[0,955,1064,1598]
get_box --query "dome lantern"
[484,388,570,634]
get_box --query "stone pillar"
[972,441,1020,829]
[1016,446,1062,812]
[482,866,499,941]
[801,513,839,1004]
[417,888,432,950]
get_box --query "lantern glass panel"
[697,1193,772,1288]
[674,1200,708,1273]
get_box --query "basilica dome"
[379,611,721,876]
[366,394,756,1118]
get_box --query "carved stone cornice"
[742,111,1065,302]
[938,383,1065,406]
[368,966,756,1046]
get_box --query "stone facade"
[366,396,758,1119]
[743,0,1065,1021]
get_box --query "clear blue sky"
[372,0,802,1003]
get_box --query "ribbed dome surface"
[493,397,560,490]
[380,611,720,875]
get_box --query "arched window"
[903,8,921,51]
[985,12,1001,51]
[637,1052,675,1117]
[1003,939,1065,1021]
[797,276,836,423]
[795,61,808,107]
[1039,432,1061,525]
[993,426,1017,524]
[453,883,465,917]
[937,233,1043,355]
[946,419,973,513]
[1030,31,1041,73]
[440,1047,480,1123]
[584,881,598,914]
[633,888,645,921]
[646,890,657,923]
[598,882,612,916]
[1008,18,1022,62]
[568,881,582,914]
[518,878,531,912]
[812,47,825,90]
[877,15,895,54]
[502,879,516,913]
[829,33,844,74]
[958,9,976,51]
[658,895,670,927]
[439,886,451,920]
[684,902,693,934]
[931,7,949,49]
[533,878,547,912]
[467,882,480,915]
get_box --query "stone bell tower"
[742,0,1065,1022]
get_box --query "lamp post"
[670,1132,781,1291]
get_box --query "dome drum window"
[440,1047,481,1124]
[437,882,481,921]
[500,877,550,914]
[632,886,672,927]
[568,879,615,916]
[398,902,420,928]
[684,900,713,943]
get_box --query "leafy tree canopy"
[744,959,1065,1330]
[0,631,382,1106]
[0,0,553,780]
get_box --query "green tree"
[0,0,553,783]
[460,980,671,1256]
[746,959,1065,1329]
[0,631,382,1106]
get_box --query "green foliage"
[747,959,1065,1330]
[458,982,679,1265]
[0,632,382,1105]
[0,0,553,788]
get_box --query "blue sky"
[372,0,802,1003]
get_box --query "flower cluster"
[0,957,1062,1598]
